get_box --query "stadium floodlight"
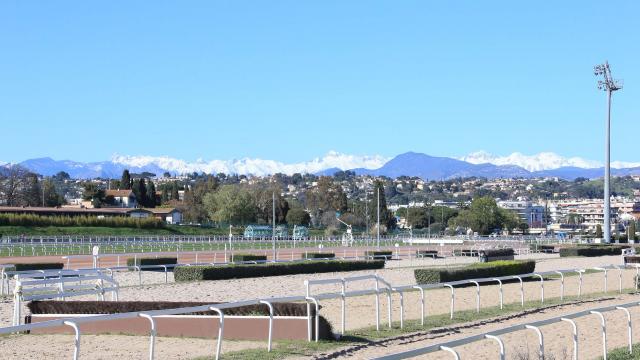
[594,61,623,243]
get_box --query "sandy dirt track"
[0,255,636,359]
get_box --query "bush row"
[231,254,267,262]
[414,260,536,284]
[174,260,385,281]
[126,257,177,267]
[303,252,336,259]
[9,263,65,272]
[0,213,165,229]
[479,248,514,257]
[364,251,393,259]
[559,246,623,257]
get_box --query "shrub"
[11,263,64,272]
[414,260,536,284]
[364,251,392,260]
[231,254,267,263]
[559,246,623,257]
[0,213,165,229]
[127,257,177,268]
[174,260,385,281]
[479,248,514,262]
[303,253,336,259]
[416,250,438,258]
[453,249,477,256]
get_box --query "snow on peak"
[110,151,389,176]
[459,151,608,171]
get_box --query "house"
[105,189,137,208]
[146,208,182,224]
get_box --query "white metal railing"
[371,300,640,360]
[1,263,638,359]
[12,269,119,326]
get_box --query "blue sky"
[1,1,638,164]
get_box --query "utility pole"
[594,61,623,243]
[377,186,380,249]
[272,191,276,260]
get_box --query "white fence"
[372,300,640,360]
[12,269,119,326]
[1,263,638,359]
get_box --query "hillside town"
[2,166,640,238]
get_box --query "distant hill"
[11,152,640,180]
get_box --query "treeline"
[0,166,66,207]
[0,214,165,229]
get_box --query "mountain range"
[4,151,640,180]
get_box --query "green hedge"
[126,257,177,267]
[559,246,623,257]
[231,254,267,262]
[303,252,336,259]
[414,260,536,284]
[364,250,392,259]
[416,250,438,258]
[174,260,385,281]
[11,263,64,272]
[0,213,165,229]
[480,248,514,257]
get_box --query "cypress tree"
[146,181,157,207]
[121,170,132,190]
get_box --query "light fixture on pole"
[594,61,623,243]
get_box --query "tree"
[145,180,157,207]
[285,207,311,226]
[54,171,71,181]
[42,178,64,206]
[171,182,180,201]
[595,224,603,238]
[181,176,218,223]
[203,185,256,224]
[132,178,147,207]
[22,174,42,206]
[367,180,395,230]
[121,170,132,190]
[82,183,105,207]
[448,196,518,235]
[628,222,637,241]
[163,171,171,178]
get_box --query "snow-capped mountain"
[7,151,640,180]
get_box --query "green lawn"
[0,225,231,237]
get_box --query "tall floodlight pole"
[272,191,276,260]
[594,61,623,243]
[377,186,380,249]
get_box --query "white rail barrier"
[12,270,119,326]
[372,300,640,360]
[1,263,638,359]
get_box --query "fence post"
[439,346,460,360]
[533,274,544,303]
[341,278,346,335]
[444,284,455,319]
[209,307,225,360]
[485,334,505,360]
[259,300,274,352]
[616,306,633,354]
[590,311,607,360]
[575,270,584,298]
[63,320,81,360]
[525,324,544,360]
[493,279,503,309]
[561,318,578,360]
[139,313,156,360]
[513,276,524,307]
[413,286,425,326]
[470,281,480,313]
[554,271,564,301]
